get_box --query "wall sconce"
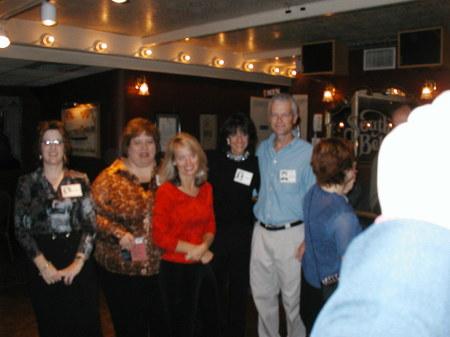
[243,62,254,71]
[94,40,108,52]
[139,47,152,58]
[41,1,57,26]
[322,83,336,103]
[212,57,225,68]
[286,68,297,77]
[178,52,191,63]
[420,80,436,100]
[135,76,150,96]
[0,21,10,48]
[269,66,281,75]
[384,87,406,96]
[40,33,55,47]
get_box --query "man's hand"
[296,241,305,261]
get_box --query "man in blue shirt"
[251,93,315,337]
[311,91,450,337]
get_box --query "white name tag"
[280,169,296,183]
[234,168,253,186]
[135,237,145,244]
[61,184,83,198]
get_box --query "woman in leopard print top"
[92,118,168,337]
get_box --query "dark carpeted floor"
[0,241,291,337]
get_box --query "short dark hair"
[37,120,72,164]
[311,137,355,186]
[120,118,160,157]
[219,113,257,153]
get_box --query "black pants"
[159,260,220,337]
[29,234,102,337]
[300,269,325,335]
[97,264,169,337]
[210,226,252,337]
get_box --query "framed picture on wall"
[61,102,100,158]
[156,112,180,152]
[199,114,217,150]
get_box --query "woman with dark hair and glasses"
[15,120,102,337]
[206,113,260,337]
[92,117,168,337]
[299,137,362,334]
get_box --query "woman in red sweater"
[152,132,220,337]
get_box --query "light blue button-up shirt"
[254,133,315,226]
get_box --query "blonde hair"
[158,132,208,187]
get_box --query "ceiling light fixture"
[243,62,254,71]
[40,33,55,47]
[286,68,297,77]
[41,1,56,26]
[420,80,436,100]
[322,83,336,103]
[0,21,10,49]
[178,52,191,63]
[111,0,128,3]
[139,47,153,58]
[270,66,281,75]
[135,76,150,96]
[94,40,108,52]
[213,57,225,68]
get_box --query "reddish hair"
[311,137,355,186]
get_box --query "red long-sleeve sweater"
[152,182,216,263]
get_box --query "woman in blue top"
[299,137,361,334]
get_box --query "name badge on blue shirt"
[280,169,296,183]
[234,168,253,186]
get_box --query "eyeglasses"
[42,140,63,146]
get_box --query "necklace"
[226,150,249,162]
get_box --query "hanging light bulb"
[41,1,57,26]
[0,21,10,48]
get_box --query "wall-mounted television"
[301,40,348,75]
[398,27,449,68]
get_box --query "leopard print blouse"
[92,158,162,276]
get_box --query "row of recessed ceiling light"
[35,33,298,77]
